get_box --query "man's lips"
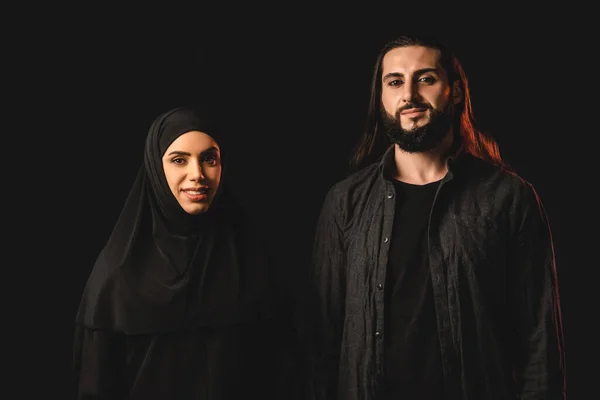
[401,107,427,115]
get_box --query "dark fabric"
[72,318,292,399]
[382,180,444,399]
[307,146,566,400]
[74,107,300,399]
[75,106,249,334]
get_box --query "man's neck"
[391,131,453,185]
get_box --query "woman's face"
[162,130,222,215]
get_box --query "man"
[308,34,566,399]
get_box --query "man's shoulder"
[326,162,381,197]
[457,154,531,188]
[455,154,540,205]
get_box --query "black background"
[17,9,593,398]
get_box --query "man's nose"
[401,82,418,103]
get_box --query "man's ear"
[452,81,462,105]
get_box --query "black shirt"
[383,179,444,399]
[308,148,565,399]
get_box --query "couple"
[73,33,566,399]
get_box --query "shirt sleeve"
[308,186,347,400]
[510,183,566,400]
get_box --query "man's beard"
[382,102,453,153]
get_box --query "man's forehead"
[382,46,442,73]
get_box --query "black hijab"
[76,106,274,334]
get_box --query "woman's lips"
[182,188,208,201]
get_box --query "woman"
[73,106,293,399]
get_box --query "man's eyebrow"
[382,68,439,81]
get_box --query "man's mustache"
[396,103,431,117]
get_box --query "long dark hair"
[349,34,508,172]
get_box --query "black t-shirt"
[383,179,445,399]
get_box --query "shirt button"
[377,283,383,290]
[383,236,389,243]
[375,331,382,338]
[387,192,394,199]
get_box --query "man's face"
[380,45,456,152]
